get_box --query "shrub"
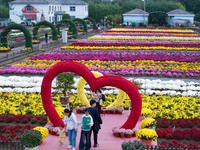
[113,23,117,27]
[154,24,159,28]
[199,24,200,28]
[122,23,126,27]
[167,24,171,28]
[121,140,146,150]
[180,24,184,28]
[21,22,25,25]
[139,22,144,27]
[84,17,96,30]
[143,24,147,27]
[22,129,42,148]
[131,22,136,27]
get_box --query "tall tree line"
[0,0,12,18]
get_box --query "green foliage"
[143,24,147,28]
[166,24,171,28]
[122,23,126,27]
[57,19,78,37]
[33,21,58,41]
[62,14,71,20]
[180,24,184,28]
[112,14,122,24]
[154,24,159,28]
[0,23,32,48]
[22,129,42,148]
[139,22,144,27]
[73,18,88,32]
[0,5,9,18]
[199,25,200,28]
[195,13,200,22]
[21,22,25,25]
[56,73,75,96]
[131,22,136,27]
[84,17,97,30]
[121,140,146,150]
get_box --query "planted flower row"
[0,125,32,141]
[160,140,200,148]
[71,40,200,47]
[0,92,199,119]
[157,128,200,141]
[2,62,199,79]
[0,114,47,125]
[156,118,200,128]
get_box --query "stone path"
[38,110,157,150]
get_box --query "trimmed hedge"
[84,17,96,30]
[0,23,32,48]
[33,21,58,41]
[73,18,88,32]
[57,19,78,37]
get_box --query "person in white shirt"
[64,109,78,150]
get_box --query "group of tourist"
[58,89,104,150]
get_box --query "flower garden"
[0,27,200,149]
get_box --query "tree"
[62,14,71,20]
[0,5,9,18]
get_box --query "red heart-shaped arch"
[41,61,142,129]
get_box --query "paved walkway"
[38,110,157,150]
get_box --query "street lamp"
[104,16,107,30]
[142,0,146,24]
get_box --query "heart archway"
[41,61,142,129]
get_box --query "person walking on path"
[64,109,78,150]
[45,32,48,43]
[78,108,93,150]
[58,125,66,147]
[88,100,102,148]
[97,24,101,34]
[91,89,103,114]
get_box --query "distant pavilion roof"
[167,9,195,16]
[123,8,149,15]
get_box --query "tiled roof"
[167,9,194,15]
[123,8,149,15]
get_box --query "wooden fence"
[0,45,39,63]
[145,146,199,150]
[0,140,24,150]
[41,38,64,50]
[0,140,199,150]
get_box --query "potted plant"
[111,107,117,114]
[141,118,156,129]
[112,127,120,137]
[119,128,126,138]
[121,140,146,150]
[56,73,75,105]
[22,129,42,150]
[136,129,158,146]
[117,107,124,114]
[75,107,80,114]
[101,107,106,114]
[125,129,133,138]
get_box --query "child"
[78,108,93,150]
[58,124,66,147]
[64,109,77,150]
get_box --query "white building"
[123,8,149,27]
[9,0,89,24]
[167,9,195,26]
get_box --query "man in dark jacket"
[88,100,102,148]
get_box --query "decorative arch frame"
[56,19,78,37]
[0,23,32,48]
[149,11,169,26]
[41,61,142,129]
[33,21,58,41]
[73,18,88,32]
[84,17,97,30]
[77,71,126,108]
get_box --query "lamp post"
[104,16,107,30]
[142,0,146,24]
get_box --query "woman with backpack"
[91,89,105,114]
